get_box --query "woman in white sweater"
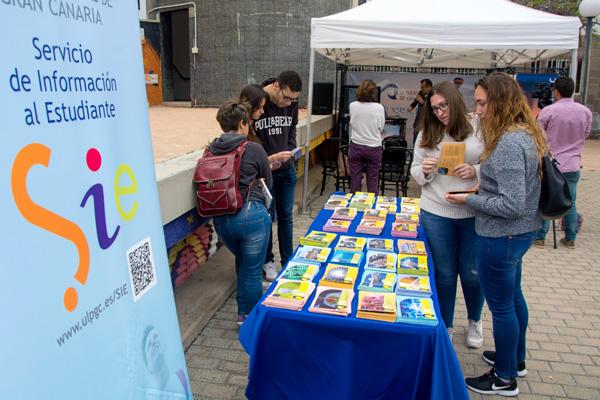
[348,80,385,193]
[410,81,485,347]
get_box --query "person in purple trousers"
[348,79,385,193]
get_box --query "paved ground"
[181,166,600,400]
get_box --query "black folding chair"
[318,137,342,195]
[379,146,413,197]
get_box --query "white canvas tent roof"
[310,0,581,68]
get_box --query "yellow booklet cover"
[376,203,397,213]
[320,264,359,288]
[401,197,421,205]
[397,254,429,276]
[336,236,367,251]
[363,208,387,221]
[397,240,427,255]
[354,191,376,198]
[300,231,337,247]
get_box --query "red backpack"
[193,141,249,217]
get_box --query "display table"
[239,205,469,400]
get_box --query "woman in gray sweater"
[446,72,548,397]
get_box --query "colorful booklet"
[299,231,337,247]
[353,192,376,199]
[395,212,420,225]
[335,236,367,252]
[358,271,397,292]
[279,261,320,282]
[396,296,438,325]
[356,219,385,235]
[331,207,358,221]
[330,193,353,200]
[323,218,351,233]
[356,291,397,322]
[293,245,331,264]
[331,249,364,266]
[308,286,354,316]
[365,251,397,272]
[400,197,421,206]
[362,208,387,221]
[397,240,427,255]
[400,204,420,215]
[397,254,429,276]
[324,198,349,210]
[376,196,398,205]
[375,203,397,214]
[319,264,359,288]
[391,222,418,238]
[395,275,432,297]
[349,198,374,210]
[262,279,316,311]
[367,238,395,253]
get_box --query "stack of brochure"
[362,208,387,221]
[331,207,358,221]
[308,286,355,316]
[357,219,385,235]
[322,218,351,233]
[399,204,420,215]
[262,279,316,310]
[299,231,337,247]
[396,296,438,326]
[375,203,397,213]
[279,261,320,282]
[356,291,397,322]
[391,222,418,238]
[335,236,367,252]
[397,254,429,276]
[401,197,421,207]
[358,271,397,292]
[397,240,427,255]
[349,197,374,211]
[293,245,331,264]
[324,193,352,210]
[395,275,432,297]
[364,251,397,272]
[377,196,398,206]
[331,249,364,266]
[319,264,359,289]
[367,238,395,252]
[395,212,419,225]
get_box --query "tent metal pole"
[301,49,316,214]
[569,48,578,87]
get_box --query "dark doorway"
[160,9,191,101]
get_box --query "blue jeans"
[536,171,580,241]
[476,232,534,380]
[420,210,484,328]
[265,166,297,266]
[213,202,271,315]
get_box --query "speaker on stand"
[312,82,334,115]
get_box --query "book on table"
[400,197,421,206]
[375,203,397,214]
[308,286,354,316]
[397,239,427,255]
[367,238,395,252]
[293,245,331,264]
[262,279,316,310]
[396,296,438,325]
[349,198,374,210]
[356,219,385,235]
[353,191,376,199]
[331,207,358,221]
[299,230,337,247]
[279,261,320,282]
[319,263,359,288]
[362,208,387,221]
[395,212,420,225]
[376,196,398,205]
[323,218,351,233]
[356,291,397,322]
[391,222,418,238]
[335,235,367,252]
[397,254,429,276]
[365,251,397,272]
[358,271,397,292]
[324,198,349,210]
[395,275,432,297]
[330,193,353,200]
[330,249,364,267]
[400,204,420,215]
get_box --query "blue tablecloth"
[240,202,469,400]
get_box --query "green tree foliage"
[513,0,579,17]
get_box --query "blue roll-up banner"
[1,2,190,399]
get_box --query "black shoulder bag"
[539,155,573,220]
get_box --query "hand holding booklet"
[436,142,466,176]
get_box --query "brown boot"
[559,238,575,249]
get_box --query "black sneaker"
[465,368,519,397]
[482,350,528,377]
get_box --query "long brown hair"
[475,72,548,166]
[420,81,472,148]
[356,80,379,102]
[239,84,268,144]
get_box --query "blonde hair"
[475,72,548,168]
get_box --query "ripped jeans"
[420,210,484,328]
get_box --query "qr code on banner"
[126,237,158,302]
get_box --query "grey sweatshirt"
[466,131,541,237]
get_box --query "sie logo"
[11,143,139,312]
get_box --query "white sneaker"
[263,261,278,282]
[466,319,484,348]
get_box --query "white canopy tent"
[301,0,582,211]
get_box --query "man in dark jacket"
[408,78,433,146]
[254,71,302,281]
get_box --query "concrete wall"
[146,0,353,107]
[585,35,600,115]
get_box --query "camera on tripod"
[532,82,554,109]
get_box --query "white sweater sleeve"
[410,133,435,186]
